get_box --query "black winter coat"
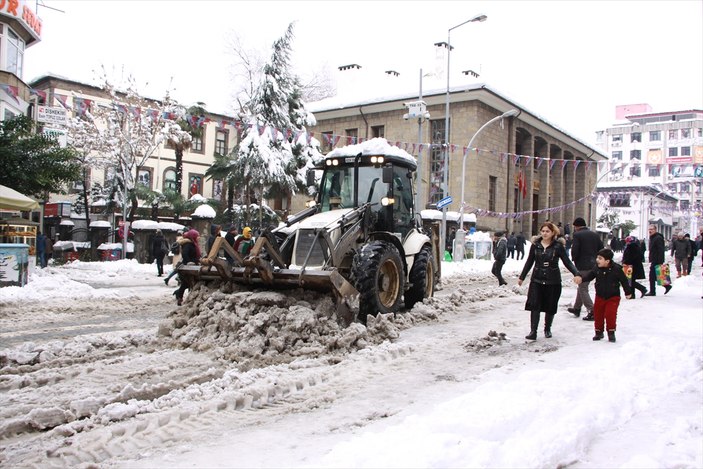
[621,242,645,280]
[494,237,507,262]
[519,237,579,285]
[152,234,167,258]
[581,262,632,300]
[648,232,666,264]
[180,239,200,265]
[570,227,603,270]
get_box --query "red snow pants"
[593,295,620,332]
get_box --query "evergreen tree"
[229,23,323,223]
[0,115,81,197]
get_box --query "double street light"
[438,13,487,257]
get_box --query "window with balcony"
[611,151,622,161]
[649,131,661,141]
[669,147,678,157]
[630,132,641,142]
[630,150,641,160]
[611,134,622,143]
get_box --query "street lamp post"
[439,13,487,258]
[453,109,519,261]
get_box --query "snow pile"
[157,278,517,369]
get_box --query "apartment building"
[0,0,42,120]
[595,105,703,237]
[27,74,240,236]
[308,82,606,236]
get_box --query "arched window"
[163,168,177,191]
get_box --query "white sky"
[24,0,703,145]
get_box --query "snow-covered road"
[0,258,701,468]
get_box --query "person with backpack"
[151,229,168,277]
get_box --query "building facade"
[27,74,240,237]
[595,105,703,237]
[0,0,42,120]
[307,84,606,236]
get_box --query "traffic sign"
[437,196,453,209]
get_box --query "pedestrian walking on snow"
[515,232,526,260]
[621,236,647,298]
[518,222,582,341]
[568,217,603,320]
[151,229,168,277]
[671,232,691,278]
[492,231,508,286]
[645,225,671,296]
[580,249,633,343]
[507,232,516,259]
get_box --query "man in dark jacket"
[507,232,517,259]
[645,225,671,296]
[568,217,604,320]
[670,232,691,277]
[151,229,167,277]
[515,232,526,260]
[492,231,508,286]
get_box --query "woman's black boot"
[525,310,540,340]
[544,313,554,338]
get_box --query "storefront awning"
[0,185,39,211]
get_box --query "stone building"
[307,83,606,236]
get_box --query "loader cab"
[316,153,416,239]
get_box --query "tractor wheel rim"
[378,259,400,306]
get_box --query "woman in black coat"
[621,236,647,297]
[518,222,582,340]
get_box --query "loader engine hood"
[290,208,355,269]
[298,208,355,230]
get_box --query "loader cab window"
[319,165,389,213]
[392,166,414,238]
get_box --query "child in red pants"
[580,249,633,342]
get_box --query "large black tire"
[404,246,435,310]
[352,241,405,323]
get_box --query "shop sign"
[0,0,42,41]
[37,106,67,125]
[43,127,67,148]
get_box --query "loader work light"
[370,156,385,165]
[381,196,395,206]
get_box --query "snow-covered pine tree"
[230,23,323,225]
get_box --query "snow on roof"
[131,220,186,231]
[326,138,416,165]
[192,204,216,219]
[89,220,111,228]
[59,220,75,226]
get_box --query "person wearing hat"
[580,248,633,342]
[233,226,255,257]
[492,230,508,286]
[567,217,604,320]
